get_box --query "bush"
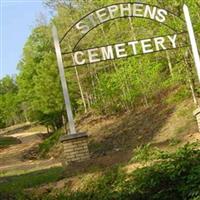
[43,143,200,200]
[130,144,164,163]
[124,143,200,200]
[0,167,64,199]
[166,87,191,105]
[0,136,21,148]
[38,129,63,157]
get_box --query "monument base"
[193,108,200,132]
[60,133,90,166]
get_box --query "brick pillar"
[193,108,200,132]
[60,133,90,166]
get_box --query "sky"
[0,0,51,79]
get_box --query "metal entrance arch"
[60,2,185,49]
[52,2,200,135]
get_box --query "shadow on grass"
[63,104,175,178]
[0,167,64,198]
[0,136,21,149]
[1,124,34,136]
[88,103,175,161]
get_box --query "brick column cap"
[60,132,88,142]
[193,107,200,116]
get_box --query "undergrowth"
[41,142,200,200]
[38,129,63,157]
[0,136,21,148]
[0,167,63,199]
[2,143,200,200]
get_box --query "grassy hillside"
[1,95,200,199]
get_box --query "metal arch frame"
[68,17,185,52]
[52,3,200,136]
[62,31,188,55]
[61,31,189,69]
[64,45,190,69]
[59,2,185,46]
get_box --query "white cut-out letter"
[168,34,177,48]
[88,48,100,63]
[120,3,132,17]
[141,39,153,54]
[154,37,166,51]
[144,5,157,20]
[74,51,86,65]
[156,9,168,23]
[108,5,119,19]
[115,43,127,58]
[96,8,110,23]
[128,41,139,55]
[101,46,114,60]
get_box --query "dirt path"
[0,128,61,176]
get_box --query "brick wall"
[193,108,200,132]
[61,133,90,165]
[196,114,200,132]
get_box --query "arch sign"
[52,3,200,135]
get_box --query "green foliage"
[2,0,200,126]
[1,1,200,199]
[169,138,181,146]
[0,76,22,128]
[93,58,164,113]
[16,26,66,129]
[124,143,200,200]
[130,144,164,163]
[0,167,63,198]
[41,143,200,200]
[166,86,191,104]
[38,129,63,157]
[0,136,21,147]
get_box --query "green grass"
[39,129,63,157]
[0,167,64,197]
[0,136,21,147]
[1,143,200,200]
[166,87,191,105]
[43,143,200,200]
[169,138,181,146]
[130,143,163,163]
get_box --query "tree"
[0,76,21,128]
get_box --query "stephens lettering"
[76,3,168,34]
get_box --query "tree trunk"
[46,125,50,134]
[184,51,198,105]
[74,67,87,113]
[188,78,198,105]
[67,38,88,114]
[86,64,96,105]
[62,114,68,134]
[85,92,91,109]
[128,17,136,40]
[143,94,149,108]
[166,51,173,77]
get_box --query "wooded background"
[1,0,200,131]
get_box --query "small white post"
[183,4,200,82]
[52,25,76,135]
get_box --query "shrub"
[130,144,164,163]
[123,143,200,200]
[45,143,200,200]
[0,136,21,148]
[38,129,63,157]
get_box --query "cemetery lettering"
[72,34,177,65]
[53,2,200,136]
